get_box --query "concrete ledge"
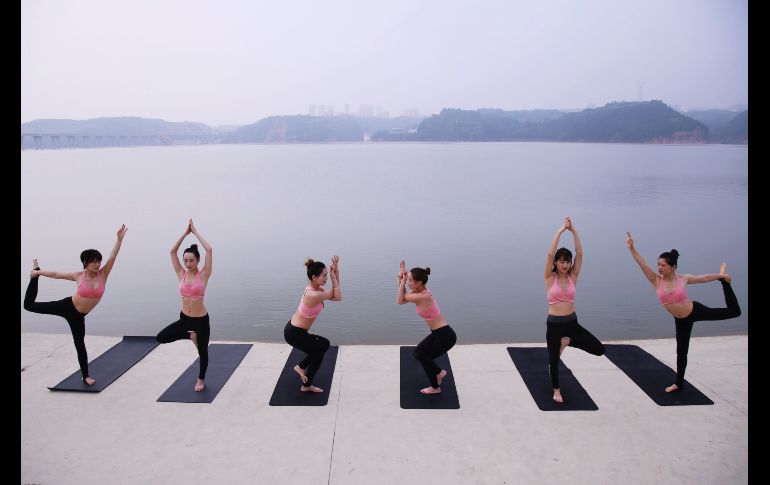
[21,332,747,485]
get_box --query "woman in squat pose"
[284,255,342,393]
[626,232,741,392]
[24,224,128,385]
[156,219,213,392]
[397,260,457,395]
[543,217,605,403]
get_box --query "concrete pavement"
[21,332,748,485]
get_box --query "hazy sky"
[21,0,747,126]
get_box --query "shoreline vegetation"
[21,101,747,149]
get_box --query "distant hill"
[543,101,707,143]
[22,104,746,147]
[709,110,747,144]
[684,109,739,132]
[220,115,423,143]
[375,101,709,143]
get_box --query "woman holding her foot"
[544,217,605,403]
[284,255,342,393]
[626,232,741,393]
[397,261,457,395]
[156,219,212,392]
[24,224,128,385]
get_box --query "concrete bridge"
[20,133,218,150]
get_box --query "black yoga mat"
[269,346,339,406]
[603,344,713,406]
[400,346,460,409]
[157,343,252,403]
[507,347,598,411]
[48,336,159,392]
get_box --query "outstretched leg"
[667,266,742,392]
[24,262,93,383]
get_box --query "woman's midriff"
[664,300,694,319]
[182,297,208,318]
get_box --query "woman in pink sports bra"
[543,217,605,404]
[156,219,213,392]
[24,224,128,385]
[626,232,741,393]
[284,255,342,393]
[397,260,457,395]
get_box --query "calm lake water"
[20,142,748,344]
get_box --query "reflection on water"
[21,142,747,344]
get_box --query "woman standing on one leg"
[626,232,741,392]
[24,224,128,385]
[397,261,457,395]
[284,255,342,393]
[156,219,212,392]
[544,217,605,403]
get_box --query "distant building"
[309,104,317,116]
[318,104,327,117]
[359,104,375,117]
[327,105,335,117]
[402,107,420,117]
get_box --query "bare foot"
[665,383,680,393]
[195,379,205,392]
[31,259,40,277]
[560,337,571,356]
[436,369,447,386]
[293,365,308,384]
[190,331,198,347]
[719,262,732,283]
[420,386,442,395]
[553,389,563,403]
[84,377,96,386]
[301,385,323,393]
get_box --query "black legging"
[24,275,90,380]
[673,280,741,388]
[156,312,211,379]
[546,313,605,389]
[414,325,457,388]
[284,321,330,387]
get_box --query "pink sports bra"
[547,274,576,305]
[656,274,689,305]
[75,271,105,299]
[179,270,206,300]
[297,287,324,318]
[416,290,441,320]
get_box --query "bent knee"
[595,344,606,356]
[319,338,331,352]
